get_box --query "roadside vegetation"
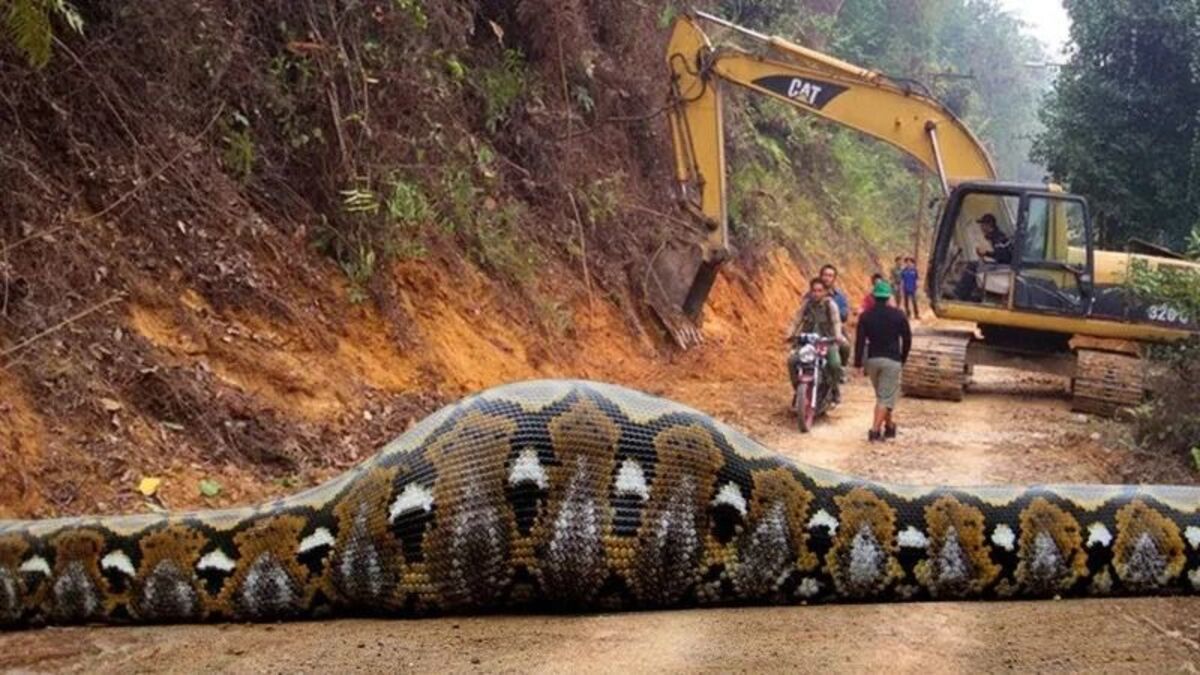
[1032,0,1200,461]
[1129,237,1200,462]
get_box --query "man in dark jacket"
[975,213,1013,264]
[854,280,913,442]
[954,213,1013,299]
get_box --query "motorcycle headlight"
[798,345,817,363]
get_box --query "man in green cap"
[854,279,912,442]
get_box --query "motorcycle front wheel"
[798,382,816,433]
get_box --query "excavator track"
[902,331,971,401]
[1071,349,1146,417]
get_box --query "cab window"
[1013,196,1090,315]
[1021,196,1087,267]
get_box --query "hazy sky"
[998,0,1071,56]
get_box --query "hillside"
[0,0,900,518]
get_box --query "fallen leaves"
[99,398,124,413]
[137,476,162,497]
[198,478,222,498]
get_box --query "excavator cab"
[932,183,1095,323]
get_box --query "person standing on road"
[820,264,851,377]
[860,273,885,314]
[901,257,920,319]
[890,257,904,301]
[854,280,912,442]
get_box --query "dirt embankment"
[0,242,878,519]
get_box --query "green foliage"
[384,177,433,226]
[1187,224,1200,260]
[383,176,431,260]
[323,176,434,301]
[1129,259,1200,325]
[339,243,376,304]
[827,131,921,247]
[392,0,427,30]
[437,166,477,234]
[220,113,256,183]
[1034,0,1200,249]
[2,0,82,68]
[476,49,528,133]
[1129,259,1200,457]
[725,92,918,253]
[579,175,623,225]
[657,4,678,30]
[444,54,466,82]
[266,52,324,150]
[198,479,222,498]
[717,0,795,32]
[469,200,536,284]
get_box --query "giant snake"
[2,380,1198,629]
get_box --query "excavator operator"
[974,214,1013,264]
[954,213,1013,300]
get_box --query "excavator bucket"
[646,13,730,349]
[645,240,722,349]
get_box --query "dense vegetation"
[3,0,1054,281]
[1132,261,1200,461]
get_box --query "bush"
[476,48,528,133]
[1129,245,1200,459]
[1135,337,1200,460]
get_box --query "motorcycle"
[788,333,839,433]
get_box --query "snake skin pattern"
[3,379,1200,629]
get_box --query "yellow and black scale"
[2,380,1200,629]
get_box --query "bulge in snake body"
[1,379,1199,629]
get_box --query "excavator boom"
[649,12,996,345]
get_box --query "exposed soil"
[3,351,1199,673]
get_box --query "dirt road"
[3,369,1199,673]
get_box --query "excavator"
[648,11,1200,415]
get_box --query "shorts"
[865,357,902,409]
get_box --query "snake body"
[2,380,1199,629]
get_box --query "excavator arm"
[649,12,997,345]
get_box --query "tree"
[830,0,1048,180]
[1033,0,1200,249]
